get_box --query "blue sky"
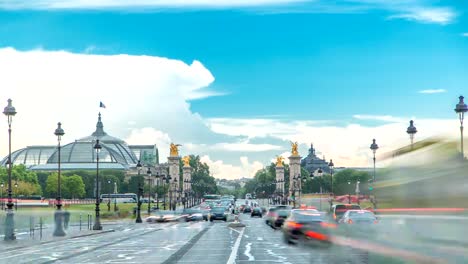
[0,0,467,178]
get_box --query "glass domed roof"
[54,113,137,165]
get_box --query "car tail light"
[287,221,303,229]
[320,222,337,229]
[374,220,378,224]
[305,231,328,241]
[333,214,337,219]
[347,219,353,224]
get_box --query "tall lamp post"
[155,172,160,210]
[53,122,66,237]
[136,160,143,223]
[455,96,468,159]
[93,140,103,230]
[328,159,334,209]
[147,167,152,215]
[107,180,112,212]
[370,139,379,182]
[173,177,178,210]
[406,120,417,150]
[3,98,16,241]
[1,182,3,210]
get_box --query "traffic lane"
[236,213,370,264]
[175,219,240,264]
[0,221,205,264]
[63,220,210,264]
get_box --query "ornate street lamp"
[328,159,334,195]
[53,122,66,237]
[93,139,103,230]
[3,98,16,241]
[136,160,143,223]
[406,120,417,150]
[370,139,379,182]
[173,176,178,210]
[155,172,160,210]
[147,167,152,215]
[455,96,468,158]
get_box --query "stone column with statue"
[288,142,302,207]
[182,156,192,209]
[168,143,181,211]
[275,156,285,205]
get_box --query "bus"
[100,193,137,203]
[203,194,221,202]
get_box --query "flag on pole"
[99,101,106,108]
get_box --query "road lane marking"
[227,227,245,264]
[229,227,241,234]
[244,242,254,261]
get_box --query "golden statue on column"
[276,156,284,167]
[182,156,191,167]
[291,141,299,156]
[170,143,181,157]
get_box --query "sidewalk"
[0,218,135,251]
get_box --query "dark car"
[251,207,263,217]
[282,209,336,247]
[243,206,252,213]
[209,206,228,221]
[182,208,204,222]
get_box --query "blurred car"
[239,204,246,212]
[339,210,378,236]
[282,209,336,246]
[182,208,204,222]
[209,206,228,221]
[145,210,183,223]
[265,205,293,228]
[243,206,252,213]
[251,207,263,217]
[331,204,361,222]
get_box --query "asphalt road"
[0,199,466,264]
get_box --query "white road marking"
[227,227,245,264]
[244,242,254,261]
[229,227,241,234]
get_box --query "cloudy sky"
[0,0,467,179]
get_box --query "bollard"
[39,217,43,240]
[79,213,82,231]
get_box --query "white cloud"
[0,0,309,10]
[388,7,455,25]
[352,115,406,123]
[461,33,468,37]
[205,117,460,168]
[0,47,215,159]
[125,128,172,159]
[418,89,447,94]
[200,155,264,179]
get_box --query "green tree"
[64,175,85,198]
[45,173,59,198]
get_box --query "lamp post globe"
[92,139,103,230]
[3,99,16,241]
[406,120,417,149]
[53,122,66,237]
[136,160,143,223]
[455,95,468,159]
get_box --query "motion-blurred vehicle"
[209,206,228,221]
[339,210,378,225]
[265,205,293,228]
[282,209,336,246]
[182,208,204,222]
[145,210,183,223]
[243,206,252,213]
[331,204,361,222]
[251,207,263,217]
